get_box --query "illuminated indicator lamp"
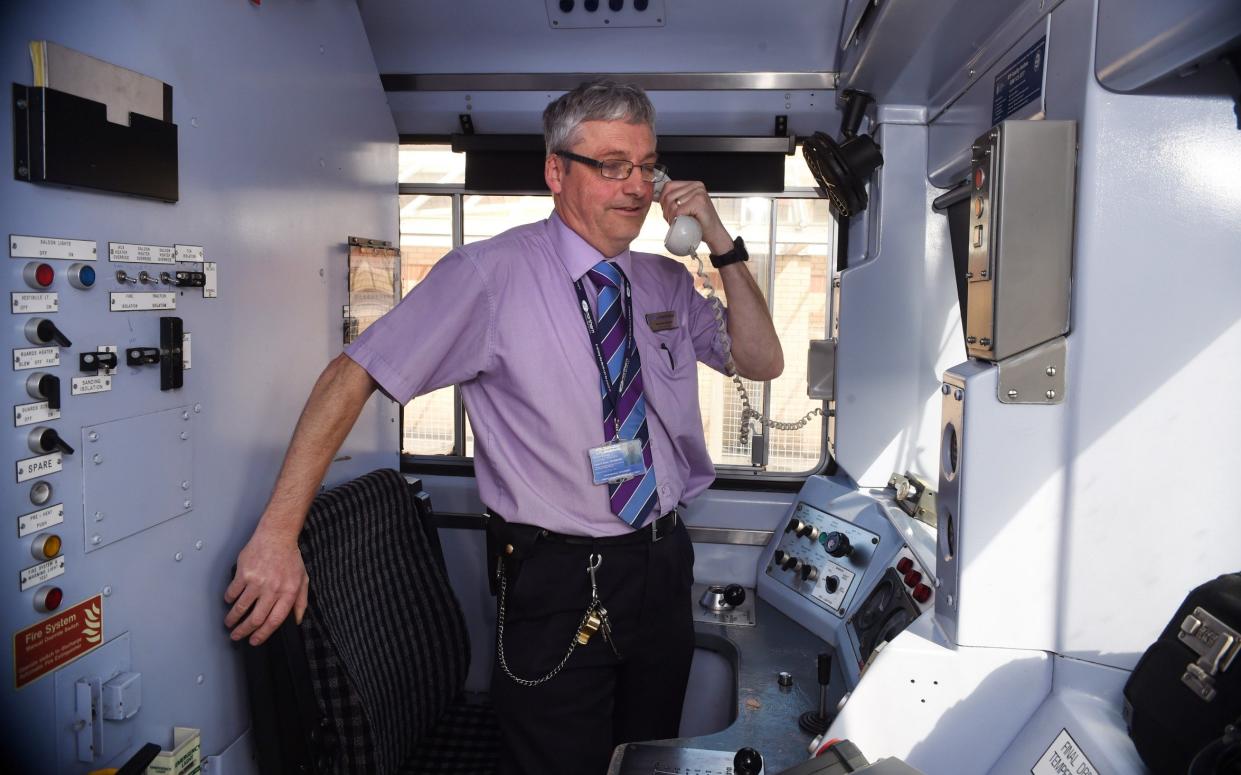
[23,262,55,289]
[34,585,63,613]
[896,557,913,574]
[68,263,97,289]
[973,167,985,189]
[903,569,922,588]
[973,196,984,218]
[912,583,932,604]
[32,533,62,561]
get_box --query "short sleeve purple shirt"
[346,212,729,537]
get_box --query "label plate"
[109,242,176,264]
[203,261,218,298]
[993,37,1046,125]
[20,556,66,591]
[10,235,97,261]
[13,347,60,371]
[14,401,60,427]
[175,244,204,261]
[71,375,112,396]
[17,452,62,483]
[1032,729,1097,775]
[11,293,59,314]
[109,292,176,311]
[18,504,64,537]
[14,594,103,689]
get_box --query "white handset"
[650,170,824,449]
[653,170,703,256]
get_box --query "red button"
[903,570,922,588]
[912,583,932,604]
[24,262,55,289]
[896,557,913,574]
[973,167,985,189]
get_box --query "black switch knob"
[584,0,598,11]
[818,652,832,685]
[634,0,649,9]
[80,351,119,371]
[823,531,853,558]
[733,747,763,775]
[801,564,818,582]
[723,583,746,607]
[25,318,72,348]
[26,372,61,410]
[559,0,574,11]
[781,554,801,572]
[609,0,624,11]
[784,518,800,533]
[773,549,786,566]
[28,426,74,455]
[824,575,840,594]
[797,522,820,541]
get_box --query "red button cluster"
[897,556,933,604]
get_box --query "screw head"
[92,454,103,465]
[174,552,183,562]
[184,499,192,509]
[194,540,204,551]
[182,480,190,490]
[17,165,29,177]
[194,403,202,413]
[180,431,189,441]
[196,674,205,685]
[182,410,190,420]
[1007,389,1019,399]
[1046,390,1057,400]
[94,511,104,522]
[102,585,113,597]
[91,535,101,545]
[1045,366,1057,377]
[953,389,964,401]
[88,431,99,442]
[941,384,950,395]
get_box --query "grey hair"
[542,79,656,155]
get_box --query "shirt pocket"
[642,327,695,379]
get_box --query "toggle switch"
[31,533,62,561]
[126,317,183,390]
[28,426,74,455]
[115,270,138,285]
[24,318,72,347]
[23,262,55,289]
[172,271,206,288]
[80,351,119,371]
[797,522,820,541]
[26,372,61,410]
[67,263,96,289]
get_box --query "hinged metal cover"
[997,336,1066,405]
[1179,606,1239,702]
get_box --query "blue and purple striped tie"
[587,260,659,526]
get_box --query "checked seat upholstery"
[242,469,498,774]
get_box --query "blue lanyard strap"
[573,267,635,441]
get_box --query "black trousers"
[488,518,696,775]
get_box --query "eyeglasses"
[555,150,668,183]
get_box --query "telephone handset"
[651,171,824,448]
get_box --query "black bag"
[1123,572,1241,774]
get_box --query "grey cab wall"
[1,1,397,770]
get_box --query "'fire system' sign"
[14,595,103,689]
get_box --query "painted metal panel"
[1,1,397,769]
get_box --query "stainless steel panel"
[997,336,1066,404]
[966,120,1076,362]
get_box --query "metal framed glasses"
[555,150,668,182]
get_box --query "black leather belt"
[533,510,680,546]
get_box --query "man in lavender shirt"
[225,80,783,774]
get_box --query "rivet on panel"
[196,674,205,685]
[194,404,202,413]
[102,585,112,597]
[93,454,103,465]
[1045,366,1057,377]
[182,410,190,420]
[184,499,193,509]
[94,511,104,522]
[182,481,191,490]
[1046,390,1056,400]
[1007,389,1019,399]
[180,431,189,441]
[195,540,204,551]
[174,552,183,562]
[91,535,102,545]
[88,431,99,442]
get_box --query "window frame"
[396,141,835,485]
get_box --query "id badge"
[588,439,645,485]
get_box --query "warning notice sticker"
[1032,728,1098,775]
[14,595,103,689]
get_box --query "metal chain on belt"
[689,251,825,445]
[495,561,593,687]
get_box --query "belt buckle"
[651,511,676,542]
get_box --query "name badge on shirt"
[588,439,645,485]
[645,311,677,332]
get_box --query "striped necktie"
[587,260,659,526]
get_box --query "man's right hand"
[224,525,309,646]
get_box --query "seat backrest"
[299,468,470,774]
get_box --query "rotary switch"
[781,554,801,573]
[26,372,61,410]
[797,522,820,541]
[823,531,853,558]
[27,426,74,455]
[24,318,72,348]
[800,564,819,582]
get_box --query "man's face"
[546,120,657,258]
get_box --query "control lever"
[798,653,832,735]
[24,318,72,348]
[125,317,184,391]
[26,372,61,410]
[733,746,763,775]
[80,351,119,371]
[28,426,74,456]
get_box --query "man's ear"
[545,154,565,194]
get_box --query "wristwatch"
[709,236,748,269]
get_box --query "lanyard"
[574,266,635,442]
